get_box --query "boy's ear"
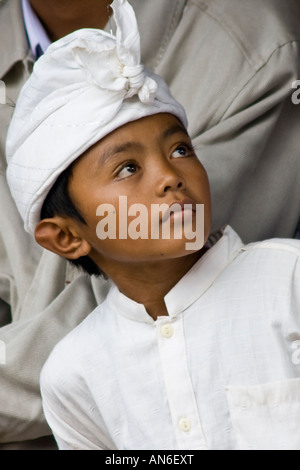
[34,217,92,259]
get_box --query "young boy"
[6,0,300,451]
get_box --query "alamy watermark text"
[95,197,205,251]
[291,80,300,105]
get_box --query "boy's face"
[68,113,212,268]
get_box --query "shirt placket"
[156,315,208,450]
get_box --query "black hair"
[40,164,104,277]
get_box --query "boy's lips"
[161,198,198,223]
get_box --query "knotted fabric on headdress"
[6,0,188,235]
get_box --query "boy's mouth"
[161,198,198,224]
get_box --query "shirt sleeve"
[40,344,116,451]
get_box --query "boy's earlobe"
[34,217,91,259]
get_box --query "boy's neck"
[104,251,205,321]
[29,0,112,41]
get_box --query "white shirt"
[40,226,300,450]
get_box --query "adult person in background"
[0,0,299,450]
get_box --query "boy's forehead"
[72,114,189,175]
[85,113,189,162]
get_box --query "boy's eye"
[172,144,194,159]
[116,162,138,179]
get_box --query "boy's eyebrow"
[162,123,190,140]
[96,122,190,169]
[97,142,144,169]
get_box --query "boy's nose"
[154,161,186,196]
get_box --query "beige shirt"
[0,0,300,444]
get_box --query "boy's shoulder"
[41,294,113,390]
[242,236,300,258]
[216,227,300,286]
[219,226,300,259]
[231,234,300,284]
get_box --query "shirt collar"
[21,0,51,59]
[106,226,245,324]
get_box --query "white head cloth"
[6,0,188,235]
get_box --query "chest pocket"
[226,378,300,450]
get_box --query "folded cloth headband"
[6,0,188,235]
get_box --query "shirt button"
[160,324,174,339]
[179,418,192,433]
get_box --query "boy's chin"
[148,239,206,260]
